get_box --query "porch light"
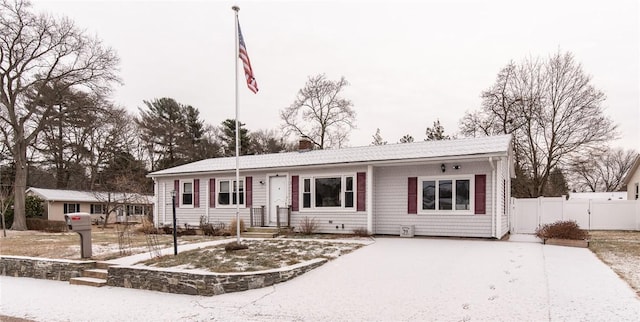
[441,164,446,172]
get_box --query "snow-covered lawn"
[2,237,639,321]
[138,239,365,272]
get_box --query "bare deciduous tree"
[249,129,291,154]
[0,0,120,230]
[280,74,356,149]
[570,148,638,192]
[460,51,617,197]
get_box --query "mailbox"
[64,212,92,258]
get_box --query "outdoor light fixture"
[441,164,446,172]
[171,190,178,256]
[453,165,461,170]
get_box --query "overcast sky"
[32,0,639,151]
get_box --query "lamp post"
[171,190,177,256]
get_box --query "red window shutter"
[193,179,200,208]
[246,176,253,208]
[209,178,216,208]
[174,180,180,207]
[291,176,299,211]
[408,177,417,214]
[475,174,486,215]
[357,172,366,211]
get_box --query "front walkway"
[1,237,639,321]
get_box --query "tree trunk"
[12,140,28,230]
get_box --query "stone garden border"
[107,258,327,296]
[1,255,328,296]
[0,255,95,281]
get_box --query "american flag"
[238,21,258,94]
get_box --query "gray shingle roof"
[26,187,153,204]
[149,135,512,177]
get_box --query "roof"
[26,187,153,204]
[149,134,513,177]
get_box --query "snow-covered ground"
[1,237,639,321]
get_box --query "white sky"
[31,0,639,150]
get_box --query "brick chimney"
[298,136,313,151]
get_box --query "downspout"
[162,181,167,225]
[489,157,496,238]
[367,165,373,234]
[205,178,210,223]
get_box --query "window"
[419,177,472,213]
[126,205,144,215]
[345,177,354,208]
[635,183,639,200]
[218,179,244,206]
[303,178,311,208]
[182,181,193,206]
[63,203,80,214]
[90,204,104,214]
[301,175,354,209]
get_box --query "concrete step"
[241,232,278,238]
[95,261,115,269]
[246,227,281,233]
[82,268,108,279]
[69,277,107,287]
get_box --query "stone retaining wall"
[107,258,327,296]
[0,255,95,281]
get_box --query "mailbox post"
[64,212,92,258]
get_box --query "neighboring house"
[623,156,640,201]
[148,135,515,239]
[569,192,627,201]
[25,187,153,223]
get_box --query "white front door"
[269,176,288,225]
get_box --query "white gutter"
[367,165,373,234]
[147,153,510,179]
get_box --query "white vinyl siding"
[373,162,494,238]
[291,166,367,234]
[156,174,267,227]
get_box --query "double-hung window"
[63,203,80,214]
[301,175,355,210]
[218,179,244,206]
[419,177,472,213]
[181,180,193,207]
[90,204,104,214]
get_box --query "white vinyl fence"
[511,197,640,234]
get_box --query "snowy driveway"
[2,237,640,321]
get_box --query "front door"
[269,176,288,225]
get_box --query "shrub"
[229,218,245,235]
[535,220,589,240]
[352,227,370,237]
[200,216,226,236]
[136,216,158,234]
[26,218,67,232]
[224,241,249,252]
[298,217,318,235]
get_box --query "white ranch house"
[148,135,515,238]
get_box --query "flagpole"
[232,5,241,244]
